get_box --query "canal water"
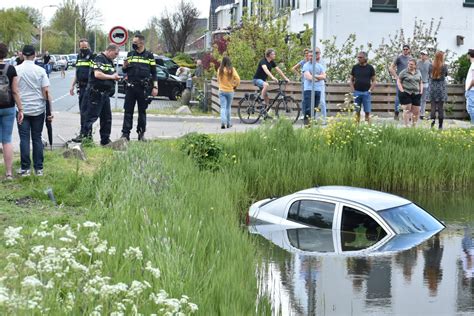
[254,192,474,316]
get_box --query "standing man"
[252,49,290,107]
[121,34,158,141]
[42,51,51,77]
[291,48,310,113]
[465,49,474,125]
[70,39,95,142]
[302,49,326,125]
[16,45,53,177]
[350,51,376,124]
[389,44,412,120]
[82,44,120,145]
[417,50,431,120]
[316,50,328,124]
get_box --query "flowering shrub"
[180,133,224,171]
[1,221,198,315]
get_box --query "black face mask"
[80,48,90,56]
[132,44,139,51]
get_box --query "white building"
[218,0,474,56]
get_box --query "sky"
[1,0,211,31]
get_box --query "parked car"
[247,186,445,241]
[117,64,185,101]
[154,55,179,77]
[68,54,77,66]
[52,55,68,71]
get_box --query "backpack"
[0,64,12,106]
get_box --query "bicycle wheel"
[238,96,261,124]
[275,96,300,124]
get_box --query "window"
[287,228,334,252]
[371,0,399,12]
[465,0,474,7]
[340,206,387,251]
[287,200,335,228]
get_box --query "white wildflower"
[31,245,45,254]
[127,281,148,298]
[90,304,102,316]
[123,247,143,260]
[45,280,54,289]
[110,312,124,316]
[150,290,168,305]
[115,302,126,312]
[100,283,128,298]
[188,302,198,312]
[4,226,23,246]
[65,228,77,240]
[59,237,74,243]
[25,260,36,270]
[6,253,20,261]
[93,240,108,254]
[0,286,9,305]
[83,221,101,229]
[64,292,75,311]
[21,275,43,288]
[108,246,116,255]
[164,298,181,312]
[145,261,161,278]
[40,221,48,229]
[87,231,101,247]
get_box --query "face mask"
[80,48,90,55]
[132,44,139,51]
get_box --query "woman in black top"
[428,51,448,129]
[0,43,24,179]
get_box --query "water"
[255,192,474,316]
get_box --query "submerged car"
[247,186,445,249]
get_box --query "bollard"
[44,188,57,206]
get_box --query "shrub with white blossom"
[1,221,198,315]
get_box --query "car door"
[335,204,393,254]
[284,198,338,230]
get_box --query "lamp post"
[310,0,318,119]
[74,17,81,54]
[39,5,58,54]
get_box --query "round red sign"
[108,26,128,46]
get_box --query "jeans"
[0,107,16,143]
[394,84,400,113]
[353,90,372,113]
[122,84,149,136]
[316,84,327,122]
[83,90,112,144]
[219,91,234,126]
[18,112,45,171]
[303,90,321,119]
[466,90,474,124]
[420,83,430,116]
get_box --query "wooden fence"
[210,80,468,119]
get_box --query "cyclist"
[252,49,290,107]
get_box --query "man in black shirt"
[121,34,158,141]
[42,51,51,77]
[82,44,120,145]
[252,49,289,106]
[350,51,376,123]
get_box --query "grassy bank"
[1,117,473,314]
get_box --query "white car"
[247,186,445,253]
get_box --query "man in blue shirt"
[302,49,326,125]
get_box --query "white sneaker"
[35,169,44,176]
[17,169,31,177]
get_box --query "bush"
[453,54,470,84]
[180,133,224,171]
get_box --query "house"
[220,0,474,56]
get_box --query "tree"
[142,17,160,53]
[159,0,199,55]
[0,8,33,51]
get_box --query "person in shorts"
[397,58,423,127]
[252,49,289,107]
[350,51,376,124]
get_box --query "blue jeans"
[0,107,16,143]
[219,91,234,126]
[316,84,327,122]
[353,90,372,113]
[18,112,45,171]
[303,90,321,119]
[466,90,474,124]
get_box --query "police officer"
[70,38,95,142]
[82,44,120,145]
[121,34,158,141]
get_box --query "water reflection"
[255,193,474,315]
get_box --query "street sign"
[108,26,128,46]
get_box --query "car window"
[287,200,335,228]
[378,203,444,234]
[340,206,387,251]
[156,67,167,79]
[287,228,335,252]
[164,60,176,68]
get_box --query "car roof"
[296,186,411,211]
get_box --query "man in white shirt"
[466,49,474,125]
[15,45,54,176]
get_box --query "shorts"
[353,90,372,113]
[252,79,265,89]
[399,92,421,106]
[0,107,16,143]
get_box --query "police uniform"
[82,53,116,145]
[121,49,157,140]
[75,50,95,132]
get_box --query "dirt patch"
[13,196,36,207]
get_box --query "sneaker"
[121,134,130,141]
[5,174,13,181]
[227,124,232,128]
[71,135,85,143]
[101,139,112,146]
[138,132,147,142]
[17,169,31,177]
[35,169,44,176]
[394,112,399,121]
[221,124,226,129]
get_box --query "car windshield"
[378,203,444,234]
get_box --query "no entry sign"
[108,26,128,46]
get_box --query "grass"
[0,116,472,314]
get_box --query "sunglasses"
[403,48,409,50]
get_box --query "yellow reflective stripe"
[128,57,152,65]
[76,61,92,67]
[150,60,156,66]
[94,63,113,72]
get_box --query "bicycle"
[238,80,300,124]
